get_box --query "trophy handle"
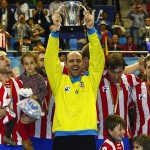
[80,5,88,12]
[56,4,65,13]
[80,5,89,26]
[55,5,65,26]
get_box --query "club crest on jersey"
[75,89,79,94]
[102,147,107,150]
[65,86,70,92]
[80,81,84,89]
[103,86,109,92]
[128,86,132,91]
[139,94,145,100]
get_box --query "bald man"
[44,12,105,150]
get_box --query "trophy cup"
[56,1,87,39]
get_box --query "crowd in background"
[0,0,149,55]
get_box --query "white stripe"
[121,141,124,149]
[11,77,21,120]
[0,82,2,88]
[97,90,104,139]
[3,116,9,124]
[141,82,149,134]
[3,86,11,107]
[105,139,116,150]
[0,134,1,144]
[46,95,54,139]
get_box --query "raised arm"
[44,12,62,94]
[84,12,105,92]
[124,56,145,74]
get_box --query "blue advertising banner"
[92,5,115,23]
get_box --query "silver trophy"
[57,1,87,26]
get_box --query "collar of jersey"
[71,76,81,83]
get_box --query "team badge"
[80,81,84,89]
[128,86,132,91]
[65,86,70,92]
[75,89,79,94]
[103,86,109,92]
[139,94,146,100]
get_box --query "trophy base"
[60,26,85,39]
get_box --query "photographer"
[14,0,29,21]
[12,13,31,50]
[138,17,150,51]
[127,4,148,46]
[32,0,48,31]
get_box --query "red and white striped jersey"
[0,77,23,145]
[0,82,16,125]
[97,72,141,139]
[0,81,11,107]
[131,82,150,136]
[0,30,7,50]
[26,79,55,139]
[99,139,124,150]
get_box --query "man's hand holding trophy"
[50,1,94,32]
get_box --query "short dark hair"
[105,53,125,70]
[58,52,67,58]
[81,44,90,59]
[105,114,126,131]
[126,35,132,40]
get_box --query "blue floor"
[0,137,129,150]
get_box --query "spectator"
[132,0,147,12]
[0,25,12,51]
[96,11,112,32]
[33,41,46,52]
[112,13,126,36]
[109,34,123,51]
[122,35,138,57]
[127,4,148,45]
[113,12,124,27]
[12,13,31,50]
[0,0,15,35]
[12,36,32,51]
[138,17,150,51]
[28,17,45,44]
[147,3,150,16]
[58,52,67,62]
[44,12,105,150]
[32,0,48,31]
[14,0,29,21]
[99,114,126,150]
[97,21,112,48]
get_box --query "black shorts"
[52,135,96,150]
